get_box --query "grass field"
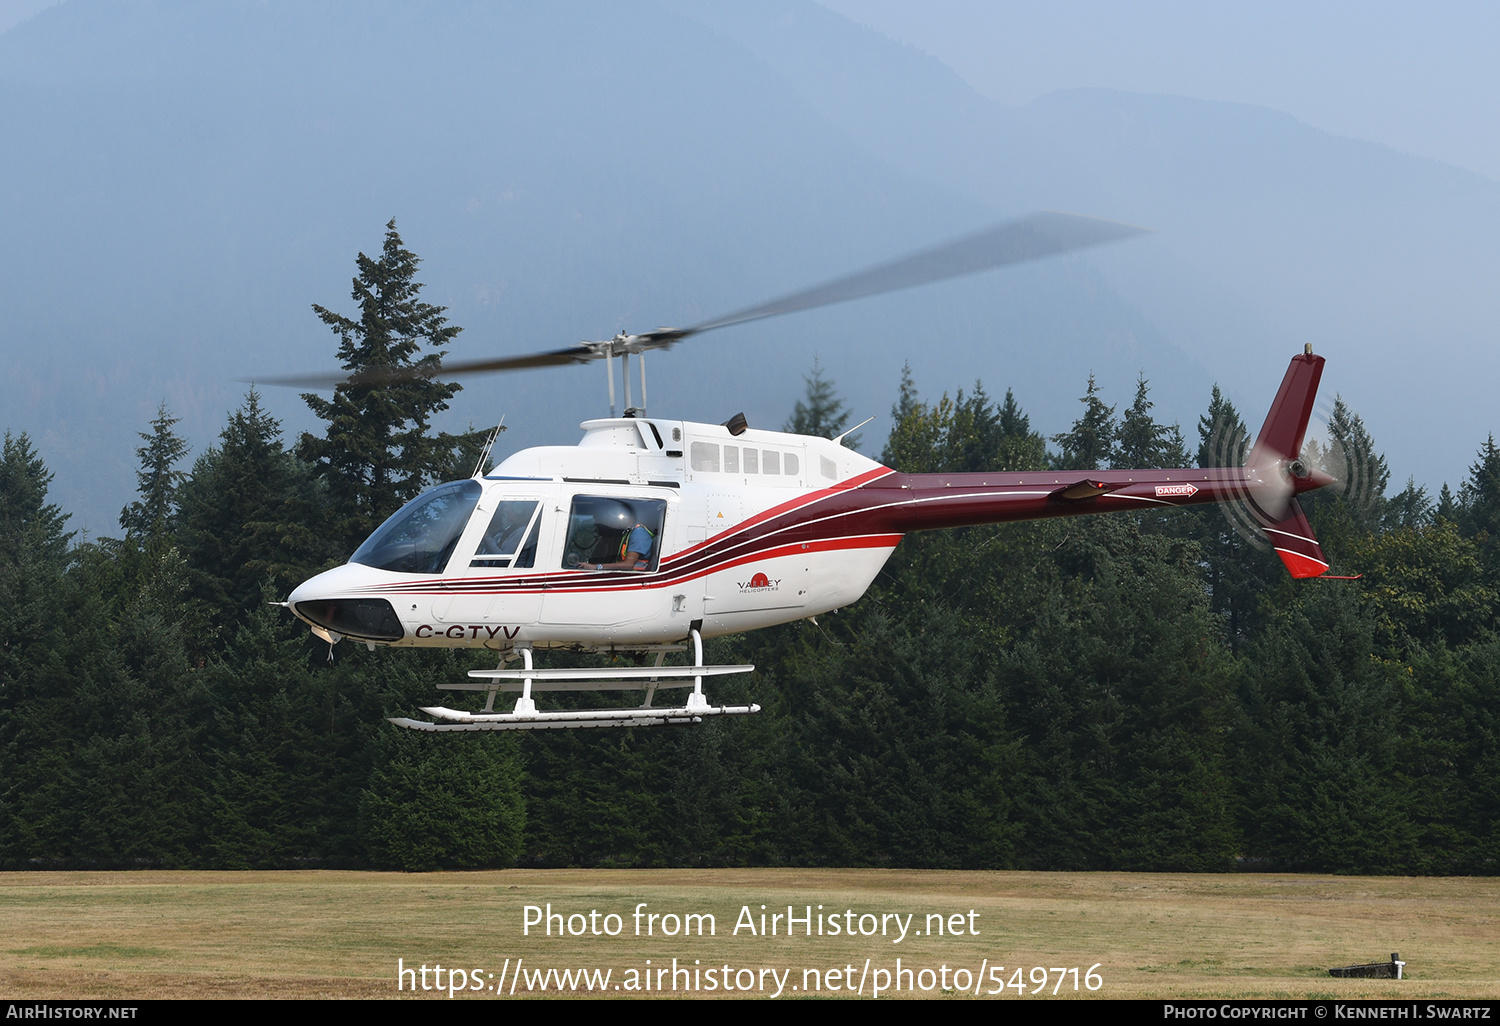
[1,869,1497,999]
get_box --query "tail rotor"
[1209,348,1333,579]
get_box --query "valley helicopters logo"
[738,572,782,593]
[1154,484,1199,498]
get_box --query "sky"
[0,0,49,34]
[819,0,1500,183]
[5,0,1495,179]
[3,0,1497,520]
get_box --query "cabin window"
[350,479,481,575]
[763,450,780,475]
[821,455,837,480]
[562,495,668,571]
[784,453,799,475]
[690,441,720,472]
[724,445,739,473]
[470,499,541,568]
[743,448,759,474]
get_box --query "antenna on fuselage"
[472,415,507,477]
[831,416,874,447]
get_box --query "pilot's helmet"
[586,498,636,532]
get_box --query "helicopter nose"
[288,566,405,642]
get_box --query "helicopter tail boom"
[864,351,1332,578]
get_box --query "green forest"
[3,225,1497,874]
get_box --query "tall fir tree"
[785,356,856,446]
[1052,374,1116,471]
[119,403,189,540]
[1459,436,1500,542]
[178,389,322,633]
[1325,396,1389,531]
[0,432,72,566]
[994,389,1049,471]
[298,219,475,555]
[1113,375,1188,469]
[881,363,942,472]
[1435,482,1460,523]
[1301,397,1389,559]
[1384,477,1434,531]
[1192,384,1276,653]
[0,434,73,861]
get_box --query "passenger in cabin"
[570,497,657,571]
[479,502,531,558]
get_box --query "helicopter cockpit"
[347,478,669,577]
[350,479,480,575]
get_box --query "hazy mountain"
[676,1,1500,495]
[0,0,1183,532]
[1,0,1492,533]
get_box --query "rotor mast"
[599,332,652,417]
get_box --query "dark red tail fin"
[1247,349,1324,471]
[1263,499,1330,578]
[1246,350,1329,578]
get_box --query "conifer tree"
[1459,436,1500,540]
[785,356,856,445]
[1114,376,1188,469]
[881,364,943,472]
[1301,398,1389,559]
[1384,477,1434,531]
[1193,385,1274,653]
[1325,397,1389,532]
[1435,482,1460,523]
[178,390,320,628]
[1196,385,1249,469]
[0,434,73,861]
[298,219,474,554]
[119,403,189,539]
[994,389,1048,471]
[1052,374,1116,471]
[0,432,72,566]
[1234,585,1416,872]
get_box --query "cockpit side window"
[562,495,667,571]
[350,480,481,575]
[471,499,542,569]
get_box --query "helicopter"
[277,212,1335,731]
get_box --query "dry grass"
[1,869,1497,999]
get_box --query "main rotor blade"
[682,211,1149,337]
[256,347,591,388]
[259,211,1148,389]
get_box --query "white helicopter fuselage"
[288,417,895,652]
[288,352,1335,663]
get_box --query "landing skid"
[388,630,758,732]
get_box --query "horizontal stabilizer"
[1052,479,1123,501]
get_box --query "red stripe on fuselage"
[356,465,1262,598]
[360,468,899,597]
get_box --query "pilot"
[576,499,654,571]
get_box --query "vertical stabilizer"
[1245,349,1330,579]
[1247,350,1324,469]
